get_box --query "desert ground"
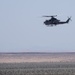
[0,52,75,75]
[0,52,75,63]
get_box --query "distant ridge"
[0,52,75,63]
[0,52,75,54]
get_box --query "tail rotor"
[66,16,72,23]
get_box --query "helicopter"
[43,15,71,26]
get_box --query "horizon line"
[0,52,75,54]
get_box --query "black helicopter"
[43,15,71,26]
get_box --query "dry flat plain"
[0,52,75,75]
[0,52,75,63]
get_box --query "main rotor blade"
[42,15,57,17]
[43,16,52,17]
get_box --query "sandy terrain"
[0,52,75,63]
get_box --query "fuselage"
[44,18,70,26]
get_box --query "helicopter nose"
[44,21,46,25]
[44,21,49,25]
[44,21,45,24]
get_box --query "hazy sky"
[0,0,75,52]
